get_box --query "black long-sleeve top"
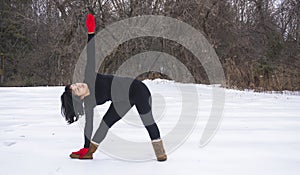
[83,73,138,147]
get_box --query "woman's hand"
[86,14,96,34]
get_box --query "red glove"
[86,14,96,33]
[71,148,89,158]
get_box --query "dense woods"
[0,0,299,91]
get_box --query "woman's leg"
[136,100,161,140]
[133,81,167,161]
[91,102,133,144]
[133,81,161,140]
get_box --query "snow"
[0,79,300,175]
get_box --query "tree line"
[0,0,299,91]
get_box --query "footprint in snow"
[4,129,14,132]
[3,141,16,147]
[19,123,28,127]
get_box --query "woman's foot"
[89,141,99,153]
[69,148,91,159]
[69,142,98,160]
[152,139,167,161]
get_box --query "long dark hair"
[60,85,84,124]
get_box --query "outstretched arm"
[85,13,96,86]
[69,13,96,159]
[83,13,96,148]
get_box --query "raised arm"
[69,13,97,159]
[85,13,96,86]
[83,13,96,148]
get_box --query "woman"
[60,14,167,161]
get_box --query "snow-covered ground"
[0,79,299,175]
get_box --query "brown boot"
[70,149,92,159]
[79,142,99,159]
[152,139,167,161]
[70,142,99,159]
[79,150,93,159]
[69,153,80,159]
[89,142,99,153]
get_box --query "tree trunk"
[296,1,300,46]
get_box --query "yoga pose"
[60,14,167,161]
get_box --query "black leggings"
[91,82,161,144]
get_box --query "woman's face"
[70,83,89,99]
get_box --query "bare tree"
[0,0,299,90]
